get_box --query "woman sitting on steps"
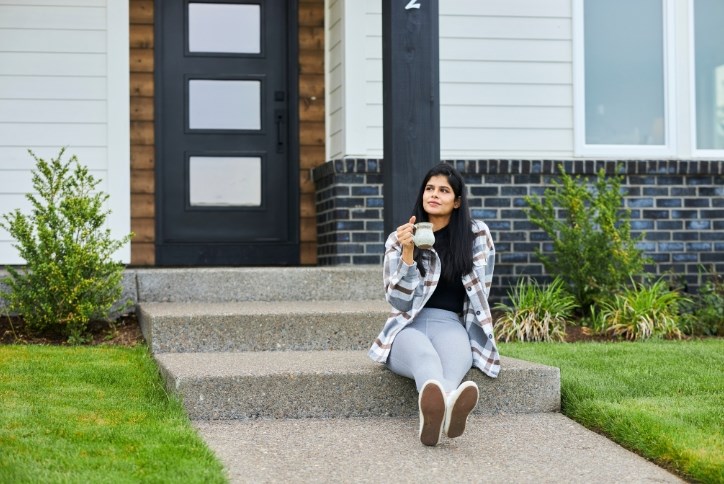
[368,162,500,446]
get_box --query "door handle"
[275,109,285,153]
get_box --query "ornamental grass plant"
[493,277,578,342]
[592,278,687,341]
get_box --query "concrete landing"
[194,413,683,483]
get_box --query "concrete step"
[155,351,560,419]
[138,300,388,353]
[131,266,381,303]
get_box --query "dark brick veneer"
[312,159,724,300]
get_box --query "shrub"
[525,166,649,310]
[681,267,724,336]
[0,149,133,343]
[493,277,578,342]
[595,278,687,341]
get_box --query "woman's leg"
[387,324,445,392]
[427,313,473,393]
[387,308,472,393]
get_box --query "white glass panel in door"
[584,0,665,145]
[189,80,261,130]
[189,156,261,207]
[693,0,724,150]
[188,3,260,54]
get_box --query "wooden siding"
[129,0,155,265]
[299,0,326,264]
[0,0,130,264]
[330,0,575,159]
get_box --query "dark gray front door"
[156,0,298,265]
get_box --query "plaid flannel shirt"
[368,219,500,378]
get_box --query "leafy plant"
[0,148,133,342]
[493,277,578,342]
[681,266,724,336]
[525,166,649,310]
[595,278,687,341]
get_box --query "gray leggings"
[387,308,473,393]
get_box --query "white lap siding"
[326,0,574,159]
[0,0,129,264]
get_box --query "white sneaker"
[444,381,479,438]
[418,380,446,446]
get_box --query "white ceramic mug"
[413,222,435,249]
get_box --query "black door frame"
[154,0,300,266]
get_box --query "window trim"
[573,0,678,158]
[689,0,724,158]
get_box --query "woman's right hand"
[396,215,416,264]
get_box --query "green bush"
[681,267,724,336]
[493,277,578,342]
[0,148,133,343]
[525,166,649,310]
[594,278,687,341]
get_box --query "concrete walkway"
[194,413,684,484]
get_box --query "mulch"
[0,313,144,347]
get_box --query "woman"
[368,163,500,446]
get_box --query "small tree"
[1,148,133,342]
[525,166,649,310]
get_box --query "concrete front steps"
[133,269,687,483]
[136,267,561,421]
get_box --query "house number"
[405,0,421,10]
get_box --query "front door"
[155,0,299,265]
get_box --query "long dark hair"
[412,163,474,281]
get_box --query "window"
[574,0,675,155]
[692,0,724,151]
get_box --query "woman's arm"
[383,231,421,312]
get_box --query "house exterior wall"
[0,0,130,265]
[315,0,723,296]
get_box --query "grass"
[0,344,227,483]
[500,339,724,483]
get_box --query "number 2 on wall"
[405,0,421,10]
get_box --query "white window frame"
[573,0,678,158]
[688,0,724,158]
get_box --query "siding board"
[0,5,105,29]
[0,52,106,76]
[0,29,106,53]
[0,122,106,146]
[0,76,106,99]
[0,147,107,169]
[0,100,105,123]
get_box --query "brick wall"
[312,159,724,300]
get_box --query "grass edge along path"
[501,339,724,484]
[0,344,227,483]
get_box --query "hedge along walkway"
[0,345,227,483]
[500,339,724,484]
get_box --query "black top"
[424,224,466,313]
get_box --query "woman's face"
[422,174,461,219]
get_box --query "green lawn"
[0,345,227,483]
[501,339,724,483]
